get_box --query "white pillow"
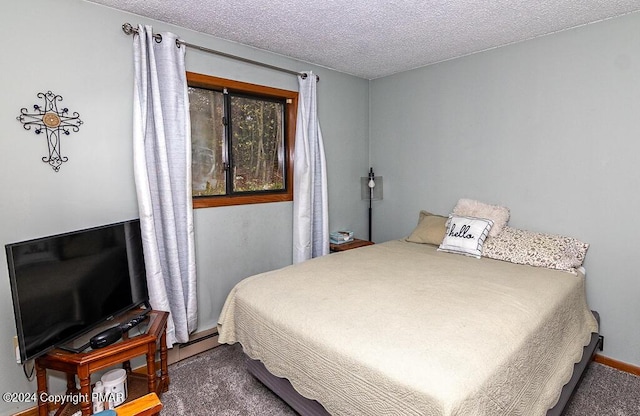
[438,215,494,258]
[452,198,509,237]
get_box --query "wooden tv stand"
[35,309,169,416]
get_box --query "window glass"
[229,95,285,193]
[189,88,226,196]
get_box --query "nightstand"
[35,310,169,416]
[330,238,374,253]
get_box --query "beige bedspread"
[218,240,598,416]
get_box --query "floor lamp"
[361,167,383,241]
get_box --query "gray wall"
[370,13,640,366]
[0,0,368,413]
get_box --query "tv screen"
[6,219,149,362]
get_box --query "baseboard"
[595,354,640,377]
[167,327,220,365]
[12,406,38,416]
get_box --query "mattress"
[218,240,598,415]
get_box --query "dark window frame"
[187,72,297,208]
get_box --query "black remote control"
[119,313,149,332]
[88,312,150,349]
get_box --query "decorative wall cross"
[17,91,83,172]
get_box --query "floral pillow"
[482,226,589,272]
[438,215,494,258]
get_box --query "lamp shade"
[360,176,383,200]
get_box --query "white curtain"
[132,25,197,347]
[293,71,329,263]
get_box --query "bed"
[218,238,599,415]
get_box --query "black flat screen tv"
[5,219,149,362]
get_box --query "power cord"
[22,359,35,381]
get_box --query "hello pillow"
[438,215,494,258]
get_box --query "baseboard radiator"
[167,327,220,365]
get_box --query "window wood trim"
[187,72,298,209]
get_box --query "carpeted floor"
[161,343,640,415]
[162,343,295,415]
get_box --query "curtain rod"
[122,23,318,82]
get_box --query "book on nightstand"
[330,230,354,244]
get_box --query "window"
[187,72,297,208]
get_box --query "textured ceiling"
[87,0,640,79]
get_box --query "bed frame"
[245,311,602,416]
